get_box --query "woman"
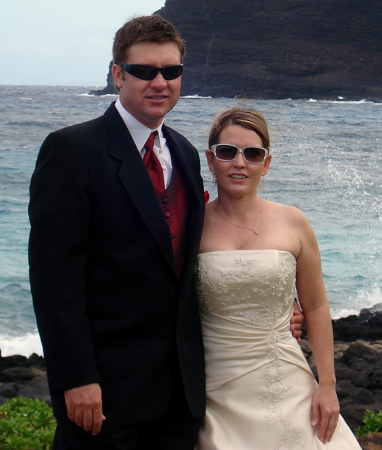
[196,107,361,449]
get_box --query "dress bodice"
[197,250,296,330]
[196,250,305,392]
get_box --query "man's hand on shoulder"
[290,300,304,343]
[64,383,105,435]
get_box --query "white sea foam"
[0,332,42,357]
[181,95,213,99]
[307,97,379,105]
[326,99,368,104]
[77,92,119,98]
[332,284,382,320]
[332,308,362,319]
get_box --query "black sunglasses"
[119,64,183,81]
[211,144,269,164]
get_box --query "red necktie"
[143,131,165,192]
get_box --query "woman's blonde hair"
[208,107,270,149]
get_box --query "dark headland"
[91,0,382,102]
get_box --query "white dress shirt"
[115,98,173,188]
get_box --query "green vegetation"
[355,409,382,437]
[0,397,55,450]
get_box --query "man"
[29,15,302,449]
[29,15,205,449]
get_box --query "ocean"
[0,85,381,357]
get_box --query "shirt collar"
[115,98,164,152]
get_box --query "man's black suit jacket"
[28,103,206,424]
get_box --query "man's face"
[112,41,182,128]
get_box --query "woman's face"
[206,124,272,198]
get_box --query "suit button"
[164,211,171,219]
[162,197,169,204]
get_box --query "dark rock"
[0,367,43,382]
[93,1,382,101]
[335,343,382,406]
[335,362,354,382]
[374,390,382,403]
[297,338,382,432]
[352,370,372,389]
[354,388,375,405]
[349,361,382,390]
[0,354,51,408]
[341,404,382,432]
[0,382,18,399]
[340,343,380,366]
[352,361,374,372]
[0,354,28,371]
[333,314,382,342]
[359,303,382,321]
[357,432,382,450]
[160,0,382,101]
[26,353,46,371]
[336,379,359,401]
[0,358,51,408]
[17,374,51,405]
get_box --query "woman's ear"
[262,153,272,176]
[206,149,215,172]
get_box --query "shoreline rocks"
[301,339,382,432]
[1,305,381,436]
[0,352,50,407]
[332,306,382,342]
[303,303,382,436]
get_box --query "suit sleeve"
[29,130,100,393]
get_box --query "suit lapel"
[103,104,176,274]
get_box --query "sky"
[1,0,166,86]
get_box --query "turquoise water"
[0,85,381,355]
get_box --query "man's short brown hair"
[113,15,186,64]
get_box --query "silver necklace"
[213,198,263,235]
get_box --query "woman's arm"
[294,209,339,444]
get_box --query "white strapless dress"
[195,250,361,450]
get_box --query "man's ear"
[112,64,123,90]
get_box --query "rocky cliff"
[93,0,382,101]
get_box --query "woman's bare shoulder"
[264,199,305,216]
[264,200,311,230]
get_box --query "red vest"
[156,165,188,276]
